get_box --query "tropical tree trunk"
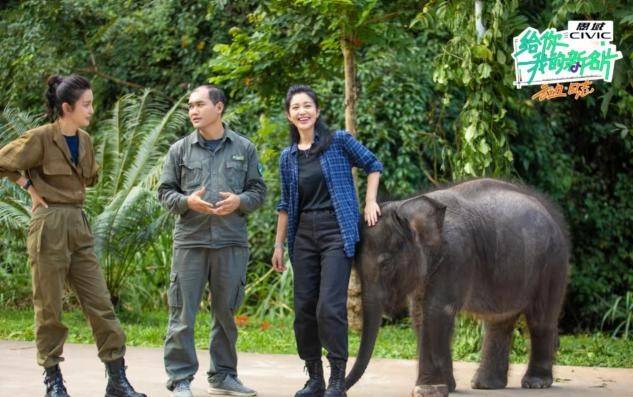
[342,34,358,134]
[341,32,363,332]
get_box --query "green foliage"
[209,2,337,98]
[416,0,526,178]
[601,292,633,339]
[0,236,32,308]
[0,0,258,114]
[209,0,419,103]
[451,316,484,361]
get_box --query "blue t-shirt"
[200,135,223,152]
[64,134,79,165]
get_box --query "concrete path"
[1,340,631,397]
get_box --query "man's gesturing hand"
[186,187,215,214]
[211,192,240,216]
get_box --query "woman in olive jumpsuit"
[0,75,146,397]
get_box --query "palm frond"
[120,94,187,192]
[0,107,43,144]
[139,153,169,190]
[0,183,30,233]
[92,186,167,295]
[92,96,126,204]
[114,90,164,192]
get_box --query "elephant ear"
[395,195,447,247]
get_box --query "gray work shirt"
[157,127,267,249]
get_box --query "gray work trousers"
[164,246,248,390]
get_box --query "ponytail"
[44,74,91,121]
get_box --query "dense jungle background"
[0,0,631,347]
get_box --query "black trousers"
[292,210,352,363]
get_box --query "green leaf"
[477,63,492,79]
[463,162,475,175]
[472,44,493,60]
[496,50,506,64]
[464,125,477,143]
[433,68,447,85]
[478,139,490,154]
[462,70,471,85]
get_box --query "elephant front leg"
[471,316,518,389]
[413,308,456,397]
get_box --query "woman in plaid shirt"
[271,85,383,397]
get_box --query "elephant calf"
[345,178,569,397]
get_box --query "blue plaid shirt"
[277,130,383,259]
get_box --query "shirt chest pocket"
[180,160,202,191]
[78,155,94,180]
[226,161,247,192]
[80,163,93,180]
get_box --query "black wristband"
[21,179,32,190]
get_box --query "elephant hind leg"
[522,279,565,388]
[471,315,518,390]
[522,306,561,389]
[521,319,557,388]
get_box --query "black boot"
[324,360,346,397]
[44,364,70,397]
[295,360,326,397]
[104,358,147,397]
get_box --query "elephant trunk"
[345,289,383,390]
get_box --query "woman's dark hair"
[284,84,332,156]
[45,74,91,121]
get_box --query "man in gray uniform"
[158,85,266,397]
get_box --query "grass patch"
[1,308,631,368]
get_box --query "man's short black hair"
[195,85,227,114]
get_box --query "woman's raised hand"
[364,200,381,227]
